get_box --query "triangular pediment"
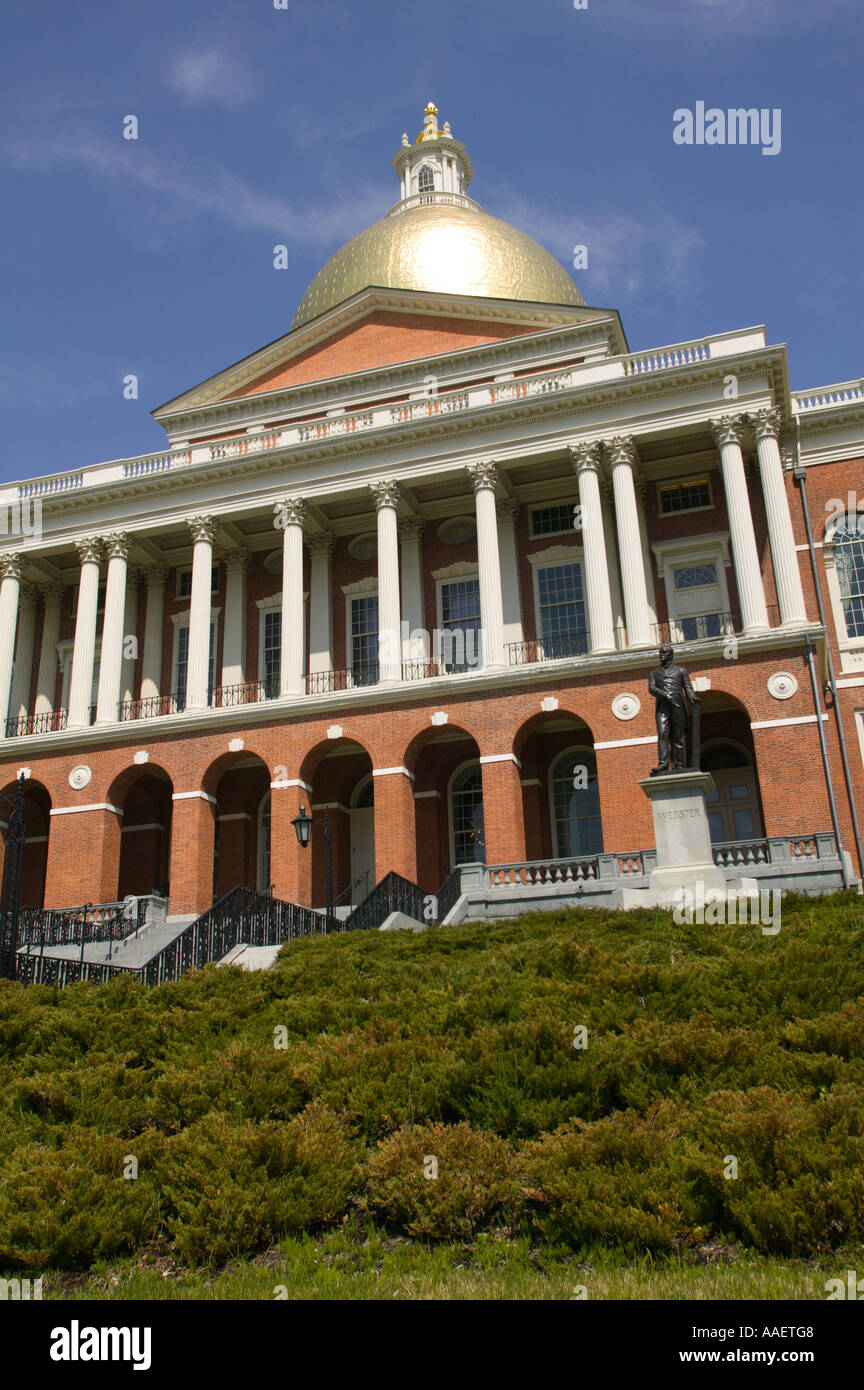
[153,287,612,423]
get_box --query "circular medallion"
[69,764,92,790]
[612,692,641,722]
[767,672,798,701]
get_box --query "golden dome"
[292,201,585,328]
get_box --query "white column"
[397,518,426,661]
[277,499,306,696]
[140,564,167,704]
[96,533,129,724]
[68,538,102,728]
[635,477,658,630]
[10,584,38,725]
[606,436,653,648]
[750,408,808,627]
[710,416,769,632]
[468,461,506,669]
[221,549,249,690]
[370,480,402,683]
[496,499,524,653]
[186,516,215,711]
[306,532,334,676]
[0,554,23,737]
[34,582,64,718]
[570,442,616,653]
[121,569,139,708]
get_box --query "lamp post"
[0,773,27,980]
[291,803,334,924]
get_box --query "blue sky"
[1,0,862,481]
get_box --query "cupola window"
[417,165,435,193]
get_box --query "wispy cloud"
[526,0,860,44]
[165,47,254,107]
[1,128,389,248]
[490,193,704,306]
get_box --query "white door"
[350,807,375,905]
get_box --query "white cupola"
[391,102,476,208]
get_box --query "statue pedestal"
[637,770,727,907]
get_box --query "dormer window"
[418,164,435,193]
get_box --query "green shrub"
[364,1122,519,1240]
[0,1128,163,1269]
[160,1104,356,1264]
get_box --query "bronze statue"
[648,643,701,774]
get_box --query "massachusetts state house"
[1,103,862,922]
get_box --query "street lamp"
[291,803,334,924]
[0,773,27,980]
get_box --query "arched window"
[450,764,485,865]
[417,164,435,193]
[832,514,864,639]
[353,774,374,809]
[701,742,763,844]
[550,748,603,857]
[257,792,271,893]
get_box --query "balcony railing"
[507,632,591,666]
[306,663,379,695]
[4,710,68,738]
[210,678,278,708]
[119,694,179,721]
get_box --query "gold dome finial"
[417,101,440,143]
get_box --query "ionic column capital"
[709,415,746,450]
[467,460,499,494]
[569,440,603,475]
[396,516,425,543]
[495,498,520,524]
[305,531,335,558]
[370,479,400,511]
[605,435,640,470]
[275,498,306,529]
[0,553,24,582]
[103,531,130,562]
[749,407,783,443]
[223,547,250,574]
[187,514,216,546]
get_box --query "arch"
[512,706,596,763]
[203,751,272,898]
[417,163,436,193]
[298,732,376,789]
[701,738,765,844]
[403,720,483,778]
[0,778,51,909]
[351,773,374,809]
[512,709,598,862]
[108,763,174,902]
[407,724,482,888]
[297,737,375,909]
[548,745,603,858]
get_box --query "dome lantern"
[391,102,475,208]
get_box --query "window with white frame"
[439,577,482,672]
[417,164,435,193]
[550,748,603,857]
[535,561,589,658]
[450,764,485,865]
[652,535,733,643]
[261,610,281,696]
[832,516,864,639]
[530,503,578,539]
[350,594,379,685]
[174,621,216,709]
[671,563,725,640]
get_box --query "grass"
[1,892,863,1297]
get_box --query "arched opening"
[831,514,864,639]
[1,779,51,909]
[406,725,483,889]
[299,738,375,909]
[417,163,435,193]
[110,766,174,902]
[203,752,271,899]
[698,692,765,844]
[515,711,601,861]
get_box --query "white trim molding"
[479,753,521,767]
[172,790,218,804]
[750,715,828,730]
[372,765,415,779]
[50,802,123,816]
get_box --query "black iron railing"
[210,678,277,708]
[402,659,444,681]
[4,710,68,738]
[306,663,379,694]
[119,694,179,721]
[507,631,590,665]
[342,870,429,933]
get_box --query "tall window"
[672,563,723,640]
[418,164,435,192]
[350,594,379,686]
[537,563,588,658]
[834,516,864,639]
[440,577,482,672]
[262,610,280,697]
[257,793,271,893]
[451,764,485,865]
[551,749,603,857]
[176,622,215,710]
